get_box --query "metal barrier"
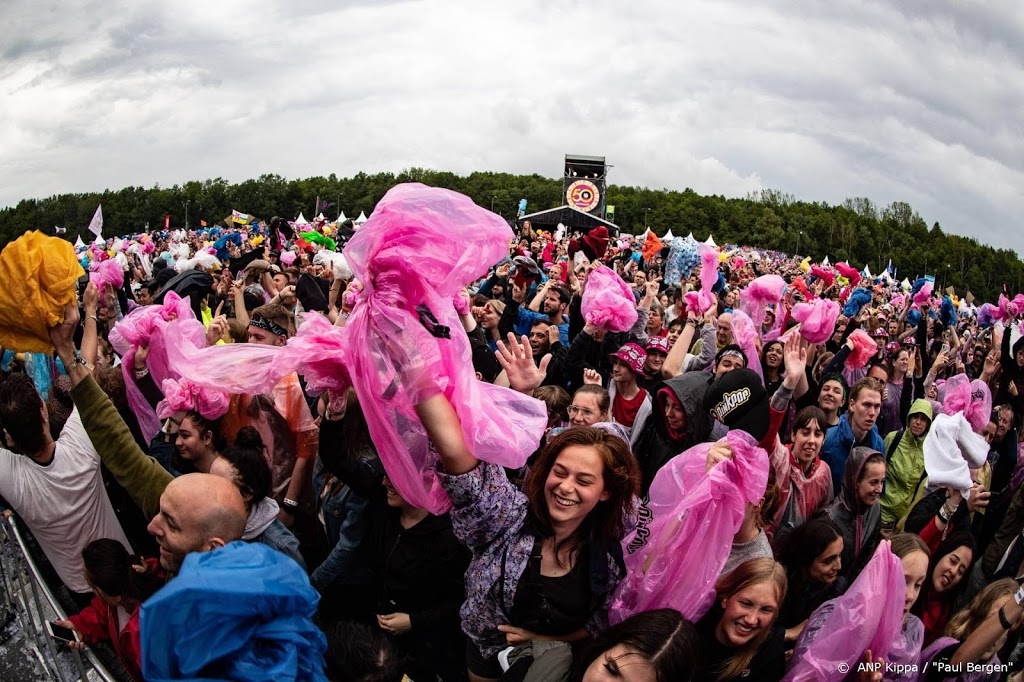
[0,510,122,682]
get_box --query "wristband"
[282,498,299,510]
[937,506,950,523]
[999,605,1013,630]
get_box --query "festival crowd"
[2,182,1024,682]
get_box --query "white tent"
[355,211,369,225]
[687,232,695,240]
[662,229,675,241]
[74,236,85,248]
[316,213,326,222]
[900,277,911,291]
[863,266,873,278]
[704,234,717,248]
[294,213,310,225]
[822,256,831,267]
[337,210,347,223]
[94,233,104,245]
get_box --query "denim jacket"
[310,456,371,591]
[439,462,623,659]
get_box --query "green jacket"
[879,399,932,525]
[71,375,172,520]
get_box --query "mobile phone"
[45,621,81,644]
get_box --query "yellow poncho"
[0,231,84,352]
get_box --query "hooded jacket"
[767,439,834,546]
[821,446,883,580]
[879,399,933,526]
[632,371,713,495]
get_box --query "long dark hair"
[570,609,698,682]
[913,530,976,616]
[173,409,226,473]
[217,427,272,512]
[523,426,640,563]
[776,518,843,586]
[82,539,163,602]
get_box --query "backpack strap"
[885,429,905,464]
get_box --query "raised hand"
[496,333,550,394]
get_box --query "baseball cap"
[609,343,647,374]
[646,337,671,355]
[703,368,770,442]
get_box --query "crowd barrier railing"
[0,510,122,682]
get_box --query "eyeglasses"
[567,405,596,418]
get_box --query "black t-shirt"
[510,541,591,637]
[695,606,787,681]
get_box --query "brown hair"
[533,385,571,428]
[850,376,885,403]
[523,426,640,564]
[573,384,610,416]
[793,406,828,434]
[714,558,788,680]
[890,533,931,560]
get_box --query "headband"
[249,315,288,338]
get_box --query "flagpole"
[315,195,319,218]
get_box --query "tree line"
[1,169,1020,302]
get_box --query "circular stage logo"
[566,180,600,212]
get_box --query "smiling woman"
[415,392,640,681]
[694,558,788,681]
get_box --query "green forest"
[1,169,1021,302]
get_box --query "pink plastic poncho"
[683,245,719,316]
[338,184,547,512]
[784,541,906,681]
[845,329,877,370]
[912,281,933,307]
[792,298,841,344]
[582,265,638,332]
[942,374,992,433]
[156,377,230,420]
[610,430,769,623]
[108,293,208,442]
[835,262,862,288]
[730,309,763,379]
[809,265,835,288]
[739,274,786,328]
[89,259,124,291]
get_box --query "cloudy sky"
[3,0,1022,254]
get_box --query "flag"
[606,205,616,220]
[642,229,663,263]
[886,259,893,274]
[315,199,334,214]
[231,210,252,225]
[87,205,103,237]
[200,219,207,227]
[164,214,170,230]
[518,198,527,217]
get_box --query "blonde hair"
[945,578,1017,641]
[714,558,788,680]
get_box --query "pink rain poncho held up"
[784,540,907,681]
[792,298,841,345]
[108,292,208,442]
[683,245,719,316]
[581,264,638,332]
[336,184,547,512]
[610,430,769,623]
[739,274,786,328]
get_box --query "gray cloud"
[1,0,1022,255]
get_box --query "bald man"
[148,474,247,573]
[50,305,248,573]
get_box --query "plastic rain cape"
[784,540,908,681]
[166,184,547,514]
[610,430,769,623]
